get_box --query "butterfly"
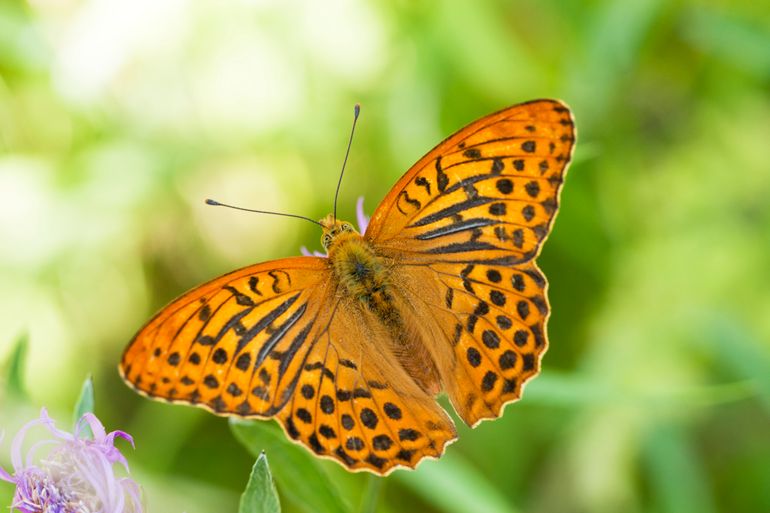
[119,99,575,475]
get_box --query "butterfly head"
[319,214,358,251]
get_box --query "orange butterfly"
[119,99,576,475]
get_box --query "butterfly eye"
[322,233,332,249]
[342,222,354,232]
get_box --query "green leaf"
[239,452,281,513]
[394,450,518,513]
[73,375,95,435]
[230,418,349,513]
[6,333,28,398]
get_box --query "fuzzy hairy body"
[324,226,441,393]
[328,232,398,326]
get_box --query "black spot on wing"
[248,276,263,296]
[267,270,291,293]
[436,157,449,192]
[397,191,422,216]
[522,268,547,288]
[415,176,431,195]
[223,285,255,307]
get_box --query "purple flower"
[301,196,370,257]
[0,408,143,513]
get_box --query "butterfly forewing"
[120,258,333,417]
[366,99,574,264]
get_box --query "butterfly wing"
[120,257,456,473]
[387,259,552,427]
[277,295,456,474]
[365,99,575,426]
[120,257,334,417]
[367,99,574,263]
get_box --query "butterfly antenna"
[205,199,323,227]
[333,103,361,221]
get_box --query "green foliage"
[1,0,769,511]
[73,375,95,436]
[643,423,716,513]
[394,453,518,513]
[240,453,281,513]
[230,419,349,513]
[5,333,28,399]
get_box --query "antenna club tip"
[354,103,361,116]
[205,199,220,206]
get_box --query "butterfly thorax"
[320,217,397,325]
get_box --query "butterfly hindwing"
[426,261,548,426]
[277,297,457,474]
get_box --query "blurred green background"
[1,0,769,511]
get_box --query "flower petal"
[78,412,107,442]
[11,409,55,471]
[356,196,369,233]
[3,409,143,512]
